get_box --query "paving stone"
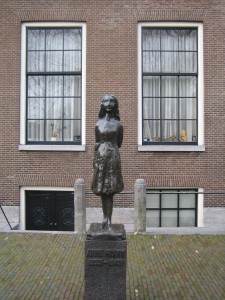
[0,233,224,299]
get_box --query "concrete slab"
[1,206,225,234]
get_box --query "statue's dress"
[91,117,124,196]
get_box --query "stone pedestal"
[84,223,127,300]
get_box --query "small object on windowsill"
[180,130,188,142]
[192,136,197,142]
[144,138,150,142]
[154,136,161,142]
[154,135,177,142]
[51,137,57,142]
[74,135,81,142]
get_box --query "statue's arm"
[93,126,100,168]
[117,124,123,148]
[95,126,100,150]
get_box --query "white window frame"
[19,22,86,151]
[138,22,205,152]
[20,186,74,230]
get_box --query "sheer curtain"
[27,28,82,142]
[143,28,197,143]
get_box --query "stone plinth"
[84,223,127,300]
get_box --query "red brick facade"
[0,0,225,208]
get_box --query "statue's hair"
[98,94,120,120]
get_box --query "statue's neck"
[105,113,112,120]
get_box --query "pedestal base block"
[84,223,127,300]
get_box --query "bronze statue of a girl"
[91,94,124,230]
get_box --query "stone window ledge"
[138,145,205,152]
[19,144,85,152]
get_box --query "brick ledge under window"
[138,145,205,152]
[19,144,85,152]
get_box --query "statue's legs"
[101,195,113,229]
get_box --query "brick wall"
[0,0,225,207]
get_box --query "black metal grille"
[26,191,74,231]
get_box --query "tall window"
[21,23,86,146]
[140,23,203,146]
[146,190,198,227]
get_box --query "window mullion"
[160,30,162,143]
[44,30,47,142]
[160,75,162,142]
[62,76,65,142]
[178,75,180,142]
[62,29,65,142]
[44,76,47,142]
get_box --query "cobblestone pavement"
[0,232,224,300]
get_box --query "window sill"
[19,144,86,152]
[138,145,205,152]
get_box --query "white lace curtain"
[142,29,197,142]
[27,28,81,142]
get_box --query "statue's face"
[102,96,116,114]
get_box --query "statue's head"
[99,94,120,120]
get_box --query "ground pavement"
[0,232,224,299]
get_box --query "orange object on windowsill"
[180,130,188,142]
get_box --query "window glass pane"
[161,29,178,51]
[28,98,45,119]
[46,51,63,72]
[161,98,178,119]
[143,51,160,72]
[161,76,178,97]
[179,29,197,51]
[64,51,81,72]
[46,98,63,119]
[27,29,45,50]
[161,210,177,227]
[146,192,160,208]
[46,29,63,50]
[161,121,178,142]
[161,192,178,208]
[179,52,197,73]
[180,192,196,208]
[143,76,160,97]
[26,27,83,144]
[64,29,82,50]
[143,120,160,142]
[179,98,197,119]
[27,51,45,72]
[143,98,160,119]
[64,76,81,97]
[143,29,160,51]
[46,120,63,141]
[27,120,45,141]
[179,210,195,227]
[141,27,199,145]
[64,120,81,142]
[179,120,197,142]
[46,76,63,97]
[146,210,160,227]
[64,98,81,119]
[161,52,179,73]
[28,76,45,97]
[179,76,196,97]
